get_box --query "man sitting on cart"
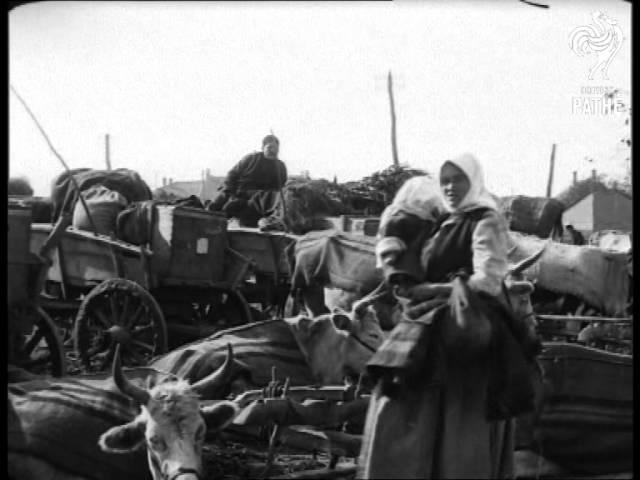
[209,134,288,229]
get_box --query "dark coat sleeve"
[277,160,288,189]
[223,153,254,196]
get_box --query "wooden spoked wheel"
[9,305,66,377]
[74,278,168,372]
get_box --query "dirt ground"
[202,436,357,479]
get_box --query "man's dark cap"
[262,134,280,146]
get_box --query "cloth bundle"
[51,168,153,222]
[115,196,205,246]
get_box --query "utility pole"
[105,134,112,171]
[545,143,556,198]
[387,70,399,167]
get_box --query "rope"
[11,84,123,279]
[10,84,99,236]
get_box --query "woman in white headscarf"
[415,152,509,298]
[358,153,523,479]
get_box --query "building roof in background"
[154,175,225,201]
[555,178,632,209]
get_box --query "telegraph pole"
[545,143,556,197]
[388,70,399,167]
[105,134,112,170]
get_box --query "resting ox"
[8,345,239,480]
[152,308,386,389]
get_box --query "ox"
[8,345,239,480]
[151,308,386,389]
[507,231,631,317]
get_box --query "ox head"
[99,344,239,480]
[284,305,385,385]
[503,245,547,346]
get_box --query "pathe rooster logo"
[569,11,624,80]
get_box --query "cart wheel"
[74,278,168,372]
[10,306,66,377]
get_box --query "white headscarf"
[439,153,498,213]
[381,175,444,222]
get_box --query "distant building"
[153,169,225,202]
[155,168,310,202]
[556,170,632,238]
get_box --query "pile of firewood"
[340,164,428,214]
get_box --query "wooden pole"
[387,71,399,167]
[537,314,632,323]
[105,134,112,171]
[545,143,556,198]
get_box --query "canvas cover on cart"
[51,168,153,221]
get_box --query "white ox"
[99,346,239,480]
[152,308,386,390]
[8,346,239,480]
[507,231,631,317]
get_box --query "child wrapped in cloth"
[358,154,542,479]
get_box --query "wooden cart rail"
[30,223,147,288]
[227,227,298,278]
[537,314,632,323]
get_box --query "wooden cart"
[28,205,297,373]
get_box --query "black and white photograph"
[8,1,632,479]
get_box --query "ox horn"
[508,244,547,276]
[112,344,151,406]
[191,343,235,398]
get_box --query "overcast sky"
[9,0,631,197]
